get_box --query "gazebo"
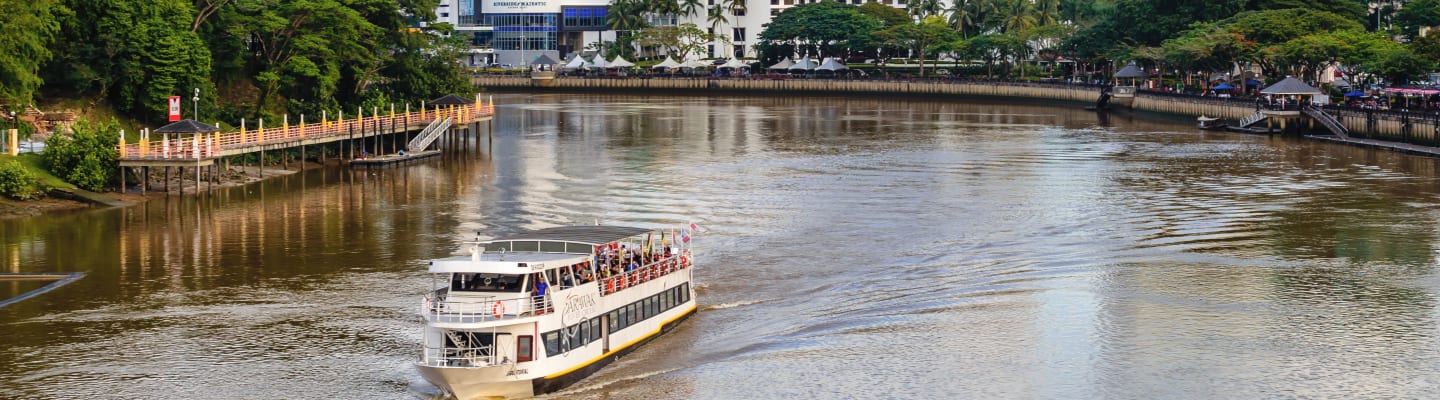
[1260,76,1322,108]
[530,54,560,83]
[1111,62,1147,106]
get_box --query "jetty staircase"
[1302,106,1349,139]
[407,117,454,152]
[1238,111,1268,128]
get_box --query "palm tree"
[706,4,728,34]
[1035,0,1059,26]
[910,0,943,20]
[947,0,974,38]
[680,0,704,19]
[1000,0,1036,33]
[647,0,682,20]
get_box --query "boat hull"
[421,305,697,399]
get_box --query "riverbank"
[476,75,1440,148]
[0,162,311,220]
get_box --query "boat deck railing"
[597,252,692,296]
[419,345,498,368]
[424,293,544,323]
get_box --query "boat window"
[518,335,534,362]
[484,242,512,252]
[591,318,603,340]
[513,241,540,252]
[577,323,590,345]
[543,332,559,357]
[451,273,525,292]
[626,303,638,325]
[616,307,629,331]
[644,297,656,319]
[566,242,591,254]
[541,241,566,253]
[679,283,690,303]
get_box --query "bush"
[0,160,40,200]
[44,118,120,191]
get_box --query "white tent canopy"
[720,59,750,69]
[768,57,794,70]
[609,55,635,68]
[563,55,586,70]
[589,55,609,70]
[652,57,681,69]
[682,58,710,69]
[788,56,817,71]
[816,57,848,71]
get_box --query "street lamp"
[193,88,201,121]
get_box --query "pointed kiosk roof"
[430,94,473,105]
[532,54,560,65]
[653,56,681,69]
[1114,62,1147,78]
[788,56,818,71]
[1260,77,1322,95]
[564,55,586,70]
[816,57,849,71]
[768,57,794,70]
[609,55,635,68]
[154,119,220,134]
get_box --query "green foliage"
[1248,0,1367,23]
[874,17,960,77]
[638,23,724,60]
[0,0,63,105]
[760,2,880,58]
[1396,0,1440,36]
[0,160,40,200]
[43,118,120,191]
[46,0,214,124]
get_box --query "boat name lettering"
[561,293,598,325]
[505,369,528,376]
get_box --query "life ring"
[681,255,690,268]
[492,301,506,319]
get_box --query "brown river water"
[5,93,1440,399]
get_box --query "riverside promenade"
[475,75,1440,154]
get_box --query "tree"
[1247,0,1367,24]
[43,118,120,191]
[0,0,63,106]
[638,23,725,59]
[759,2,879,57]
[998,0,1037,33]
[44,0,214,123]
[1396,0,1440,36]
[910,0,943,20]
[873,16,958,77]
[946,0,976,38]
[680,0,704,19]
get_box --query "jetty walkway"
[115,97,495,194]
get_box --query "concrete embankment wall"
[477,76,1440,144]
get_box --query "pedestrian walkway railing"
[117,99,494,160]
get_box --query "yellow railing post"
[240,118,247,143]
[118,129,126,158]
[283,114,290,137]
[139,129,148,158]
[258,118,265,142]
[299,114,305,138]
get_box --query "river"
[5,93,1440,399]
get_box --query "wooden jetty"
[350,149,442,167]
[115,96,495,194]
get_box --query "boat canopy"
[429,253,591,273]
[488,226,651,246]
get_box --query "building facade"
[434,0,915,67]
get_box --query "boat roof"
[429,253,590,274]
[487,225,652,245]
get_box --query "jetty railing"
[117,100,495,160]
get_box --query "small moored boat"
[1197,115,1227,130]
[416,225,698,399]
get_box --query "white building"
[433,0,916,67]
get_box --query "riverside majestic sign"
[482,0,559,13]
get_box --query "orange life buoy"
[492,301,506,319]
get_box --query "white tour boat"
[417,225,698,399]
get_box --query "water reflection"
[4,94,1440,399]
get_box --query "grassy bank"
[0,153,75,191]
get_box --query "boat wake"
[540,366,684,399]
[701,298,773,311]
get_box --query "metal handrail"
[419,345,498,368]
[597,251,692,295]
[424,293,544,322]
